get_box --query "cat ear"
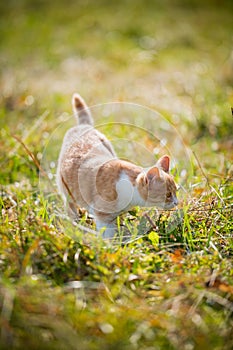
[156,155,170,173]
[146,166,160,182]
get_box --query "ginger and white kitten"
[57,94,178,238]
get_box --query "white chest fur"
[115,172,145,212]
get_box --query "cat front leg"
[95,217,117,239]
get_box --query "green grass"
[0,0,233,349]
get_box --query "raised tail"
[72,93,93,125]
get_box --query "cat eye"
[166,192,172,199]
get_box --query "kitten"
[57,94,178,238]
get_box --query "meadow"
[0,0,233,349]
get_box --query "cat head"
[138,155,178,209]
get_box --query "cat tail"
[72,93,94,126]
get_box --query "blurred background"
[0,0,232,180]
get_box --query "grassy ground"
[0,0,233,349]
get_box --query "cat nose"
[174,197,178,206]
